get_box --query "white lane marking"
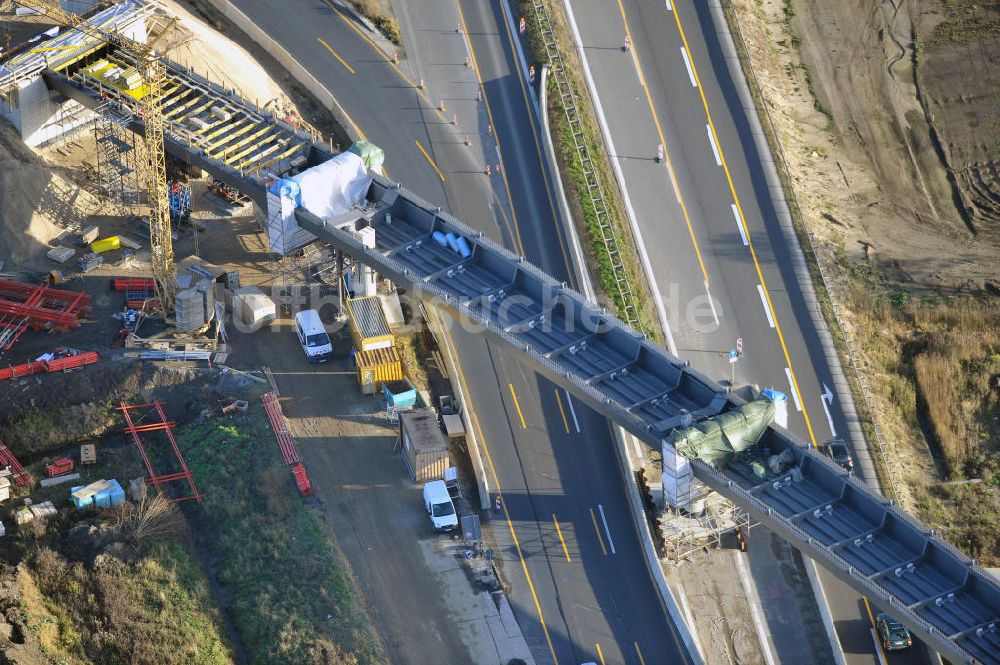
[665,0,672,11]
[705,280,719,326]
[631,434,643,460]
[494,144,502,167]
[733,203,748,246]
[821,397,837,437]
[707,124,722,166]
[597,504,616,554]
[871,628,889,665]
[757,284,775,328]
[785,367,803,411]
[680,47,696,87]
[565,390,581,433]
[736,554,779,665]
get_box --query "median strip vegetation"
[518,0,662,340]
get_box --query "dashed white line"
[757,284,775,328]
[785,367,803,412]
[680,47,696,87]
[705,281,719,326]
[665,0,672,10]
[565,391,581,433]
[733,203,748,246]
[707,124,722,166]
[598,504,616,554]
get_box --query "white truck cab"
[423,480,458,532]
[294,309,333,363]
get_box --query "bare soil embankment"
[727,0,1000,561]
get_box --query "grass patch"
[176,413,387,665]
[345,0,401,46]
[518,0,662,339]
[23,525,231,664]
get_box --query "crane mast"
[22,1,177,312]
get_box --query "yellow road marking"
[442,326,560,665]
[455,1,527,257]
[589,507,608,555]
[614,0,710,286]
[553,514,572,562]
[493,5,576,284]
[325,0,449,123]
[667,3,818,445]
[863,596,890,661]
[317,37,355,75]
[554,389,570,434]
[508,383,527,429]
[634,641,647,665]
[596,642,607,665]
[415,139,446,182]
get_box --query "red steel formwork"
[0,279,92,350]
[118,400,203,503]
[0,441,31,486]
[261,392,312,496]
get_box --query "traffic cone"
[438,99,446,112]
[464,55,470,68]
[418,78,426,90]
[465,134,472,146]
[453,114,459,125]
[393,51,399,64]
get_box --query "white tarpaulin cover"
[266,151,372,256]
[287,150,371,219]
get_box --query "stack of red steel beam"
[0,279,91,350]
[261,392,312,496]
[0,442,31,486]
[0,351,99,381]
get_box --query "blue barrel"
[456,236,472,257]
[445,232,460,253]
[432,230,449,247]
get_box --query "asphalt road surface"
[227,1,693,663]
[562,1,932,663]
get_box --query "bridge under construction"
[1,3,998,664]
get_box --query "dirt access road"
[227,319,479,665]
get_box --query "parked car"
[876,612,912,651]
[423,480,458,532]
[824,438,854,471]
[294,309,333,363]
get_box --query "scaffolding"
[658,485,751,564]
[92,100,139,217]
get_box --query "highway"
[227,1,692,663]
[559,0,931,663]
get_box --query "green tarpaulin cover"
[666,398,776,468]
[349,141,385,172]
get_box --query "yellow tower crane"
[20,1,178,313]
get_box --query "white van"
[294,309,333,363]
[423,480,458,532]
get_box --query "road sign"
[728,349,739,364]
[736,337,743,354]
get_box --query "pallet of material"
[47,246,76,263]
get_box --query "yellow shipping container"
[89,236,121,253]
[355,347,403,395]
[347,296,394,351]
